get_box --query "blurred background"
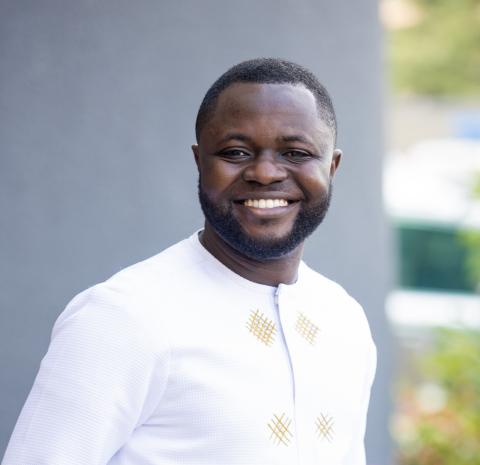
[0,1,478,464]
[381,0,480,464]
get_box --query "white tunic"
[2,232,376,465]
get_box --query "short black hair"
[195,57,337,142]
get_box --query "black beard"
[198,180,332,261]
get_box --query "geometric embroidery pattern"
[315,413,334,442]
[295,312,319,345]
[246,309,276,346]
[268,413,293,446]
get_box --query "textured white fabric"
[2,232,376,465]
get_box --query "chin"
[241,225,294,245]
[230,229,301,260]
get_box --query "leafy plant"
[389,0,480,96]
[394,329,480,465]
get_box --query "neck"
[199,224,303,287]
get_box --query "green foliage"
[396,329,480,465]
[460,229,480,289]
[423,329,480,401]
[390,0,480,96]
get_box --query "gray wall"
[0,1,391,463]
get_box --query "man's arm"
[2,284,168,465]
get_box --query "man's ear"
[330,149,342,177]
[192,144,200,170]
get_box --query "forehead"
[200,82,333,145]
[219,81,316,112]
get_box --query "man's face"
[193,82,341,260]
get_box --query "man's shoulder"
[101,233,215,308]
[299,262,370,328]
[57,235,201,324]
[108,235,198,287]
[300,263,357,304]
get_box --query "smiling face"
[193,82,341,260]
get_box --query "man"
[2,58,376,465]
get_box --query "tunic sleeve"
[1,284,169,465]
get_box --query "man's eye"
[283,150,312,161]
[220,149,250,160]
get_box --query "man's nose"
[242,152,287,185]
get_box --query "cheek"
[297,167,331,197]
[199,161,240,197]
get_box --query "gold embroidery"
[268,413,293,446]
[295,312,319,345]
[246,310,276,346]
[316,413,334,441]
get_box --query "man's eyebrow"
[218,132,327,151]
[219,132,253,144]
[280,134,329,153]
[222,133,315,144]
[279,134,313,145]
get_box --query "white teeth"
[243,199,289,208]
